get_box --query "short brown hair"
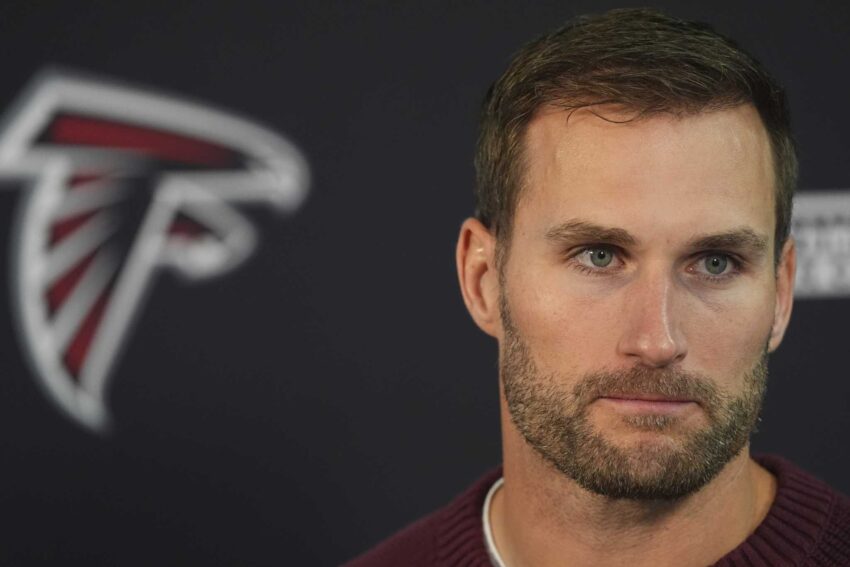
[475,8,797,263]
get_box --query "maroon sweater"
[346,456,850,566]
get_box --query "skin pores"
[496,104,790,497]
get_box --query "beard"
[500,296,768,501]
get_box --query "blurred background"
[0,1,847,564]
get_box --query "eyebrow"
[689,229,768,256]
[545,220,638,247]
[544,219,769,256]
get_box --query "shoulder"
[343,468,502,567]
[812,471,850,563]
[757,455,850,563]
[342,508,442,567]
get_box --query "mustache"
[572,366,724,414]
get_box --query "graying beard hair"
[499,292,768,501]
[622,414,677,431]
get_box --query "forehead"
[516,104,776,246]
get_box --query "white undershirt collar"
[482,476,508,567]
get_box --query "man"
[347,8,850,566]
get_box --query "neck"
[492,420,776,567]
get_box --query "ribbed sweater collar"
[433,455,846,566]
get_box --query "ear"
[456,217,501,338]
[768,237,796,352]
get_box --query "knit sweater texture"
[345,455,850,566]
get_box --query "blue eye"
[704,254,728,275]
[589,248,613,267]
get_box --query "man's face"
[497,104,792,500]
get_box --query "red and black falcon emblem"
[0,70,309,432]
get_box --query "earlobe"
[768,238,796,352]
[456,218,501,337]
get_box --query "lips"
[601,393,695,403]
[571,366,719,417]
[596,394,699,415]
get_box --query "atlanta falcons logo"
[0,70,309,433]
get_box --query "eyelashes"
[565,245,744,283]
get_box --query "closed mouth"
[600,393,695,403]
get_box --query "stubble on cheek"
[499,294,769,500]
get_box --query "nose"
[616,269,687,368]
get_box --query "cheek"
[682,289,775,380]
[505,265,623,373]
[506,258,777,383]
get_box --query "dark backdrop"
[0,1,847,565]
